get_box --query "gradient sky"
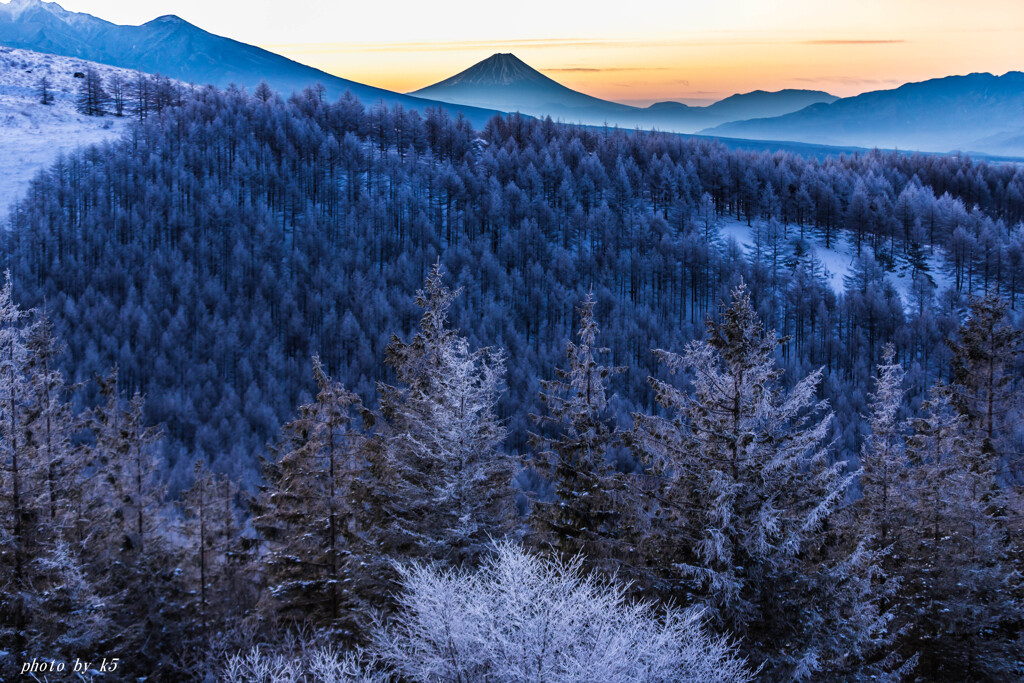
[17,0,1024,104]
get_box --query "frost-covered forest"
[0,77,1022,680]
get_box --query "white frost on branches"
[373,540,752,683]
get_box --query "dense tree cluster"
[5,84,1023,490]
[1,82,1022,680]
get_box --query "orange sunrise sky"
[19,0,1024,104]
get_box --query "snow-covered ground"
[0,46,136,219]
[718,217,854,293]
[717,215,949,307]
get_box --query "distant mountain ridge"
[0,0,505,126]
[702,71,1024,155]
[411,53,836,132]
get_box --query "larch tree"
[0,282,99,659]
[75,68,109,117]
[22,315,78,536]
[86,372,163,556]
[631,283,882,680]
[180,460,247,641]
[35,75,54,106]
[107,72,126,117]
[0,273,36,653]
[79,370,178,668]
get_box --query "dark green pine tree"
[253,356,373,638]
[529,290,626,568]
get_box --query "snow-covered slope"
[717,215,951,308]
[0,45,133,219]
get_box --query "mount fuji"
[410,53,836,132]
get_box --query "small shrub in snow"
[373,540,752,683]
[221,646,387,683]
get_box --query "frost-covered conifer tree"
[254,356,374,636]
[377,263,513,565]
[632,283,879,679]
[858,343,907,548]
[0,273,36,653]
[23,316,79,534]
[948,294,1022,468]
[529,290,626,566]
[842,347,914,677]
[35,75,53,106]
[896,384,1021,679]
[75,68,109,116]
[86,371,163,555]
[79,371,178,671]
[0,282,103,662]
[180,460,248,641]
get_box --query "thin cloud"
[543,67,671,73]
[791,76,903,86]
[267,38,647,54]
[800,39,906,45]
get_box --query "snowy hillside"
[717,215,951,307]
[0,45,134,218]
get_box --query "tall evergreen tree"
[529,290,626,567]
[632,283,881,680]
[253,356,373,637]
[79,372,182,675]
[0,273,36,654]
[180,460,248,643]
[897,384,1021,680]
[948,294,1022,472]
[858,343,907,548]
[376,263,513,565]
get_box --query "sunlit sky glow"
[11,0,1024,104]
